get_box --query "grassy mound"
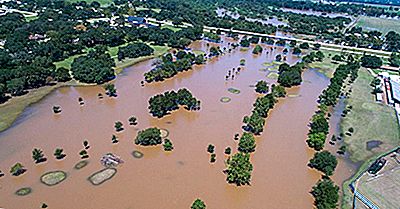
[15,187,32,196]
[132,150,144,159]
[88,168,117,186]
[160,128,169,138]
[220,97,231,103]
[267,72,279,79]
[74,160,89,170]
[40,171,67,186]
[227,88,241,94]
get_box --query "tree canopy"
[224,152,253,186]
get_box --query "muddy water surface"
[0,39,355,209]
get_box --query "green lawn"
[356,16,400,34]
[340,69,400,209]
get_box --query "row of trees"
[144,51,204,83]
[306,58,360,209]
[148,88,201,118]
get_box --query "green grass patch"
[356,16,400,34]
[15,187,32,196]
[227,88,241,94]
[25,16,38,22]
[40,171,67,186]
[74,160,89,170]
[161,25,182,32]
[267,72,279,79]
[192,50,206,56]
[220,97,231,103]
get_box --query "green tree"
[10,162,25,176]
[311,178,339,209]
[210,153,216,163]
[299,42,310,49]
[135,127,162,146]
[255,80,269,94]
[163,138,174,151]
[32,148,46,163]
[6,77,25,96]
[361,55,382,69]
[224,152,253,186]
[115,121,124,132]
[389,52,400,67]
[293,47,302,55]
[191,199,206,209]
[308,151,338,176]
[271,84,286,98]
[238,132,256,153]
[54,67,72,82]
[306,132,327,151]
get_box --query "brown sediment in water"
[0,37,356,209]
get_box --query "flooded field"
[216,8,288,27]
[281,8,352,18]
[0,38,356,209]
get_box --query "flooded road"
[0,38,355,209]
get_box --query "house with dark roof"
[127,16,146,26]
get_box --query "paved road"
[147,18,391,58]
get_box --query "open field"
[1,44,169,133]
[341,69,400,162]
[341,69,400,208]
[356,16,400,34]
[356,150,400,209]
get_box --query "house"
[127,16,146,26]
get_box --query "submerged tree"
[224,152,253,186]
[104,83,117,97]
[54,148,66,160]
[135,127,162,146]
[191,199,206,209]
[111,135,119,144]
[207,144,215,153]
[83,140,90,149]
[79,150,89,159]
[128,116,138,126]
[210,153,216,163]
[163,138,174,151]
[10,163,26,176]
[115,121,124,132]
[224,147,232,155]
[32,148,46,164]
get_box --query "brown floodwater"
[0,38,357,209]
